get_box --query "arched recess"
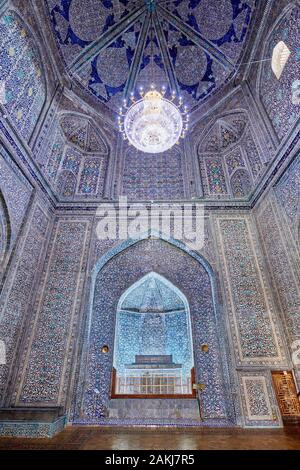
[0,9,47,143]
[196,110,263,198]
[72,233,236,426]
[274,152,300,243]
[44,111,110,199]
[59,112,109,155]
[112,272,195,397]
[0,190,11,277]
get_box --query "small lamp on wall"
[193,383,206,391]
[271,41,291,79]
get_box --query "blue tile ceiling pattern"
[77,237,233,423]
[198,111,263,197]
[46,0,256,111]
[40,113,109,198]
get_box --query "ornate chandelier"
[118,85,189,154]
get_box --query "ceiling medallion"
[118,85,189,154]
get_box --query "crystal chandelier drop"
[118,85,189,154]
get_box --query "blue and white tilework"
[198,112,263,198]
[260,5,300,140]
[75,236,235,425]
[0,146,33,245]
[122,145,185,200]
[274,153,300,241]
[215,215,286,365]
[0,10,46,141]
[239,372,280,427]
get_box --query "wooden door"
[272,371,300,421]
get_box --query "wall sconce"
[201,343,209,353]
[101,345,109,353]
[193,383,206,391]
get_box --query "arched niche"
[112,272,195,397]
[44,112,110,199]
[197,110,262,198]
[59,113,109,155]
[73,233,236,426]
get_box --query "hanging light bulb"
[118,16,189,153]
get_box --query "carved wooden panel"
[272,371,300,418]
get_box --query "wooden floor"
[0,426,300,450]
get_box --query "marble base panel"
[0,416,67,438]
[108,398,200,420]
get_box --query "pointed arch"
[197,109,248,154]
[72,232,236,426]
[117,271,188,313]
[59,112,109,155]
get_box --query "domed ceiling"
[47,0,256,113]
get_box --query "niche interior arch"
[112,271,195,398]
[257,2,300,140]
